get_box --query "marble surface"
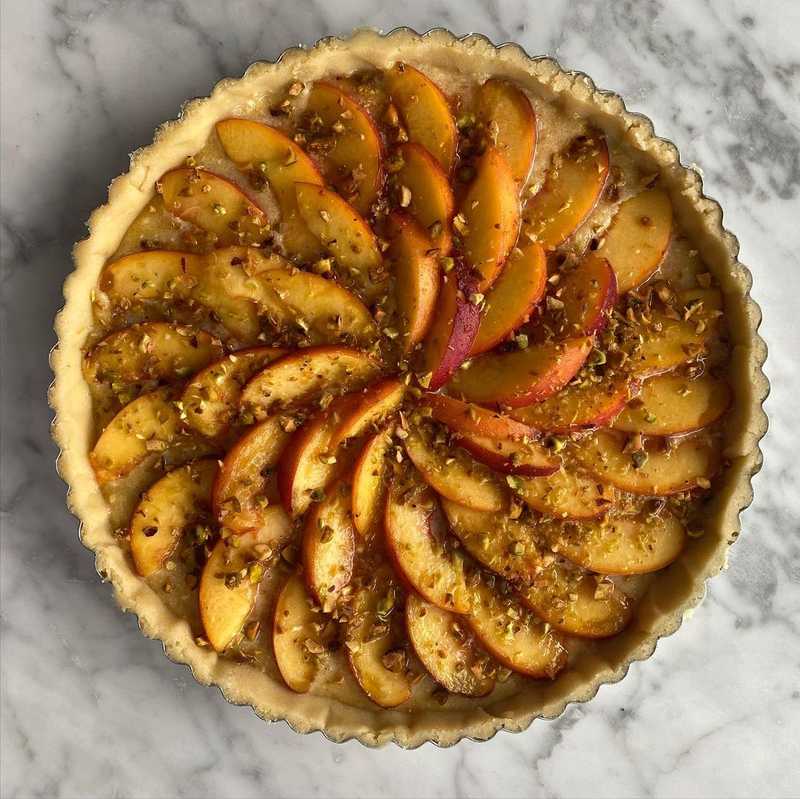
[2,0,799,796]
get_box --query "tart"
[51,29,767,747]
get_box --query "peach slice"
[440,498,546,583]
[181,347,287,438]
[277,398,355,518]
[459,147,520,288]
[199,527,279,652]
[84,322,223,389]
[386,63,457,173]
[510,374,636,433]
[306,81,383,214]
[406,594,496,697]
[99,248,261,343]
[519,567,633,638]
[351,426,393,537]
[600,189,673,293]
[240,346,380,421]
[345,571,413,708]
[554,256,617,337]
[130,459,218,577]
[477,79,537,184]
[384,474,471,613]
[404,424,507,513]
[213,416,292,533]
[457,432,560,477]
[327,378,405,451]
[90,389,183,484]
[423,393,534,441]
[465,578,567,678]
[158,167,269,246]
[295,182,385,301]
[215,118,324,261]
[522,133,609,250]
[512,468,617,520]
[273,571,327,693]
[420,262,480,390]
[613,373,731,436]
[386,212,441,355]
[628,315,713,376]
[546,512,686,575]
[469,241,547,356]
[395,142,454,253]
[440,502,633,637]
[302,479,356,611]
[448,336,593,408]
[574,430,720,495]
[239,265,379,346]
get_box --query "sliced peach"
[306,81,383,214]
[158,167,270,246]
[465,578,567,678]
[477,79,536,184]
[519,567,633,638]
[448,337,592,407]
[181,347,286,438]
[240,265,379,346]
[240,346,380,421]
[513,468,617,520]
[302,478,356,611]
[386,212,440,354]
[213,416,292,534]
[440,499,546,583]
[345,571,412,708]
[423,393,534,440]
[384,474,471,613]
[130,459,218,577]
[295,182,385,301]
[327,378,405,451]
[115,196,183,256]
[613,373,731,436]
[600,189,673,293]
[215,118,324,261]
[199,527,278,652]
[386,63,457,173]
[470,241,547,356]
[554,256,617,337]
[510,374,636,433]
[278,398,355,518]
[420,263,480,390]
[395,142,454,253]
[457,432,560,477]
[522,133,609,250]
[273,571,327,693]
[628,315,713,376]
[574,430,720,495]
[406,594,496,697]
[84,322,223,389]
[546,512,686,575]
[351,426,393,537]
[404,424,507,513]
[459,147,520,288]
[90,389,183,484]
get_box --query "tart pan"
[49,27,769,748]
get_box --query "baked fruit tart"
[51,29,767,746]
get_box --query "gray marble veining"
[1,1,799,797]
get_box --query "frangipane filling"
[84,64,730,709]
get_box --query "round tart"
[51,29,768,747]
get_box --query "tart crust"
[50,28,768,747]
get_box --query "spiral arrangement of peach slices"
[86,66,730,707]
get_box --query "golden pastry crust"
[50,28,768,747]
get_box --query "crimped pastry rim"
[49,27,769,748]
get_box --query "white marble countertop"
[2,1,799,797]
